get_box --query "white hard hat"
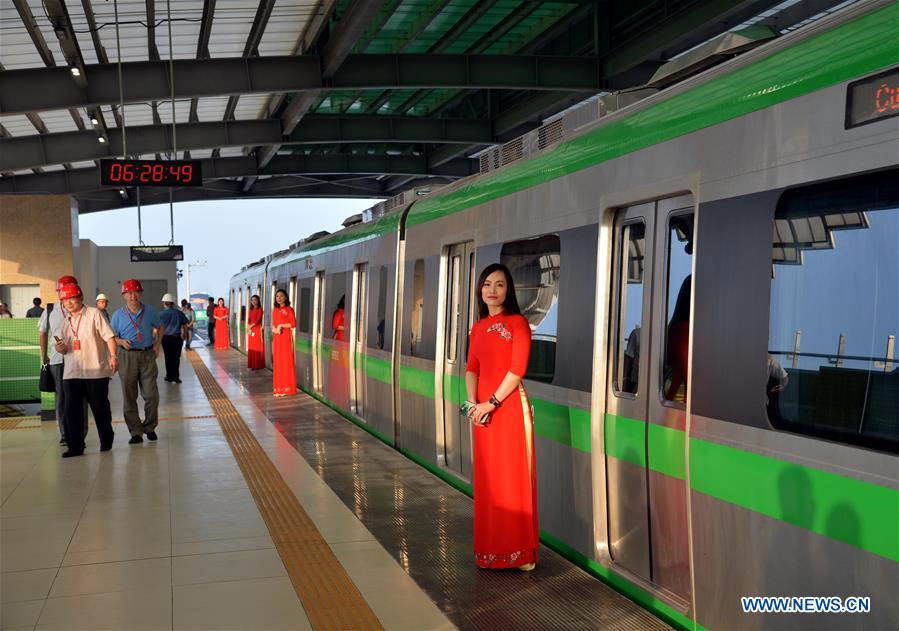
[162,293,176,303]
[95,293,108,301]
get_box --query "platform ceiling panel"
[121,103,156,127]
[257,1,320,57]
[194,96,232,123]
[0,1,45,69]
[62,0,100,65]
[22,0,65,65]
[207,0,256,57]
[153,3,203,60]
[39,109,80,133]
[94,0,153,63]
[0,113,38,136]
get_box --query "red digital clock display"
[100,159,202,187]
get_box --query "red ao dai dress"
[272,306,297,396]
[247,307,265,369]
[213,306,229,350]
[465,311,538,569]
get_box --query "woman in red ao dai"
[464,263,538,571]
[247,294,265,370]
[271,289,297,397]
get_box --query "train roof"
[243,1,895,273]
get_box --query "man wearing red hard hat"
[54,282,118,457]
[109,279,163,444]
[39,275,85,444]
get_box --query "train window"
[298,287,312,333]
[410,259,425,356]
[662,212,694,406]
[371,266,388,351]
[614,222,645,395]
[769,170,899,452]
[270,282,277,310]
[500,234,560,383]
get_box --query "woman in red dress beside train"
[247,294,265,370]
[213,298,229,350]
[464,263,538,571]
[271,289,297,397]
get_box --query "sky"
[78,197,381,301]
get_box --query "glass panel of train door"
[442,242,475,479]
[646,196,693,602]
[351,264,368,418]
[606,203,654,582]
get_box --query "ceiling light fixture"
[98,136,107,143]
[70,67,81,77]
[90,117,99,126]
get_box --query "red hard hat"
[58,283,83,300]
[121,278,144,293]
[56,275,78,291]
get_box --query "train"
[230,2,898,629]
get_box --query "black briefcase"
[39,363,55,393]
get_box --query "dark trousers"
[207,321,215,344]
[162,335,183,381]
[63,378,113,453]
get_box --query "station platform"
[1,347,670,630]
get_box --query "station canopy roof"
[0,0,858,213]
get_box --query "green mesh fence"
[0,319,42,403]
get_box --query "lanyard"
[68,310,84,339]
[123,306,146,342]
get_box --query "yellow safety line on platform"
[0,417,40,430]
[186,350,384,631]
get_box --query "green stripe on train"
[407,5,898,228]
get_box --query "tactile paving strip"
[212,351,674,630]
[187,351,384,631]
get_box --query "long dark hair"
[250,294,261,309]
[217,297,225,306]
[336,294,345,310]
[274,289,290,307]
[475,263,521,319]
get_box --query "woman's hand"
[467,401,496,426]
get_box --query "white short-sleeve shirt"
[60,306,116,380]
[37,305,67,365]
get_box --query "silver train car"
[230,3,898,629]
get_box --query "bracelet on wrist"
[488,395,501,408]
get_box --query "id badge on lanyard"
[70,313,84,351]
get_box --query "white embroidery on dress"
[486,322,512,341]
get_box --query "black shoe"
[174,379,182,384]
[146,431,158,441]
[100,442,112,452]
[128,435,143,444]
[59,438,66,445]
[61,450,83,458]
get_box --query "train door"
[350,263,368,418]
[605,195,693,603]
[312,272,325,393]
[440,242,476,479]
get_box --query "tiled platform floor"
[0,349,450,631]
[204,348,671,631]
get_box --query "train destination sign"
[130,245,184,262]
[845,66,899,129]
[100,159,202,187]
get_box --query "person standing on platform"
[95,294,110,322]
[271,289,297,397]
[54,283,118,458]
[247,294,265,370]
[38,275,79,444]
[181,299,195,350]
[213,298,230,350]
[110,279,162,444]
[26,298,44,318]
[0,303,12,318]
[159,294,189,383]
[332,295,346,341]
[464,263,538,572]
[206,297,216,345]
